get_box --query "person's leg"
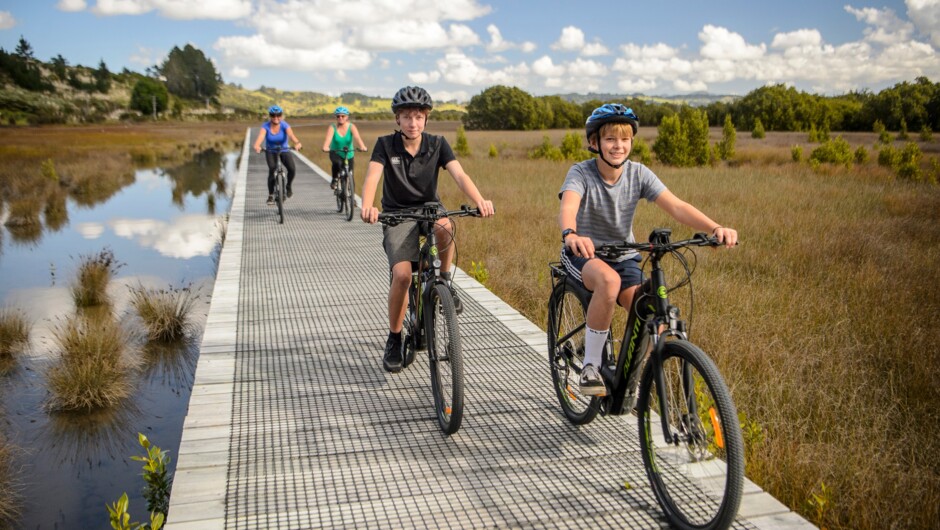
[265,150,277,202]
[433,218,465,313]
[382,222,419,372]
[282,152,296,196]
[329,151,342,189]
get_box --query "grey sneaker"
[579,364,607,396]
[266,195,274,205]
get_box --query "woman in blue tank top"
[252,104,303,203]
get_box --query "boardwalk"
[164,129,814,529]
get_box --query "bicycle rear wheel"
[547,281,598,425]
[637,340,744,530]
[427,283,464,434]
[335,170,345,213]
[344,171,355,221]
[275,169,285,224]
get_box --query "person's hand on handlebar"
[475,198,495,217]
[361,206,379,224]
[712,226,738,248]
[565,233,596,259]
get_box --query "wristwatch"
[561,228,577,242]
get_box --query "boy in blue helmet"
[559,103,738,396]
[253,105,302,203]
[361,86,495,373]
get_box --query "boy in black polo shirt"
[361,86,495,373]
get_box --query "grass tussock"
[70,248,123,307]
[394,124,939,530]
[0,308,30,359]
[0,435,22,528]
[46,311,136,412]
[129,284,199,342]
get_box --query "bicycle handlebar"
[595,231,721,260]
[262,146,296,153]
[377,204,482,226]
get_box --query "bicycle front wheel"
[344,171,355,221]
[637,340,744,530]
[427,283,464,434]
[335,171,345,213]
[275,170,285,224]
[546,281,598,425]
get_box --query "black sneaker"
[330,178,337,190]
[266,195,274,205]
[383,333,403,373]
[286,188,293,198]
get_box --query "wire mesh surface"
[219,134,759,529]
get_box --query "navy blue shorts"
[560,247,644,294]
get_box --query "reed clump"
[0,308,30,359]
[0,435,21,528]
[129,284,199,342]
[70,248,123,307]
[45,311,136,412]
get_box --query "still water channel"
[0,148,239,529]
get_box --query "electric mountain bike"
[547,228,744,530]
[263,146,292,224]
[377,204,481,434]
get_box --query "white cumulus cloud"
[907,0,940,47]
[0,11,15,29]
[552,26,585,51]
[57,0,87,11]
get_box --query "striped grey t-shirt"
[559,159,666,261]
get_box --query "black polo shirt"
[370,131,456,211]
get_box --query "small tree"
[653,114,686,166]
[874,120,892,144]
[14,36,34,61]
[94,59,111,93]
[130,78,169,117]
[920,125,933,142]
[630,137,653,165]
[454,125,471,157]
[488,143,498,158]
[716,114,736,161]
[751,118,765,139]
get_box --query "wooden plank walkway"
[164,128,815,529]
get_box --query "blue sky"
[2,0,939,101]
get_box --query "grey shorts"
[560,247,644,294]
[383,221,422,268]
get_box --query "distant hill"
[554,92,740,107]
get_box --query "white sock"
[584,326,609,368]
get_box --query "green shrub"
[898,119,910,141]
[809,136,853,168]
[919,125,933,142]
[454,125,471,157]
[716,113,736,161]
[854,146,869,164]
[751,118,765,139]
[631,136,652,165]
[874,120,892,144]
[41,158,59,183]
[653,114,686,166]
[488,143,498,158]
[878,145,900,168]
[469,261,489,285]
[791,145,803,163]
[529,135,564,161]
[560,132,590,160]
[897,142,923,181]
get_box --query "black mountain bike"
[377,204,481,434]
[263,146,292,225]
[332,147,355,222]
[547,228,744,530]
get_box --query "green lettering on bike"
[430,246,438,257]
[657,286,667,299]
[644,410,659,473]
[623,316,642,376]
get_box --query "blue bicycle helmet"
[391,86,433,113]
[334,106,350,115]
[585,103,638,140]
[268,105,283,116]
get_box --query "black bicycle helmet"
[391,86,433,113]
[585,103,639,140]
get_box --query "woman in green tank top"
[321,106,368,189]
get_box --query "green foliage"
[897,142,923,181]
[95,60,112,93]
[791,145,803,162]
[683,107,711,166]
[107,493,164,530]
[41,158,59,182]
[874,119,892,144]
[131,433,173,516]
[560,132,591,160]
[854,146,869,164]
[877,145,900,168]
[540,95,584,128]
[653,114,687,165]
[528,135,564,161]
[468,261,489,285]
[464,85,544,130]
[809,136,853,168]
[454,125,471,157]
[0,46,54,92]
[806,482,833,529]
[630,136,653,165]
[130,78,169,116]
[920,125,933,142]
[751,118,765,139]
[51,54,68,80]
[716,113,736,160]
[158,44,221,101]
[807,123,820,143]
[488,143,498,158]
[898,118,910,140]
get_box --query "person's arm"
[351,124,368,151]
[286,126,302,150]
[253,126,266,153]
[559,190,594,258]
[443,160,493,217]
[321,125,333,152]
[653,189,737,247]
[360,160,385,223]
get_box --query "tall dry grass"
[46,310,136,412]
[420,125,938,530]
[129,283,199,342]
[0,308,29,360]
[0,433,21,529]
[70,248,123,307]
